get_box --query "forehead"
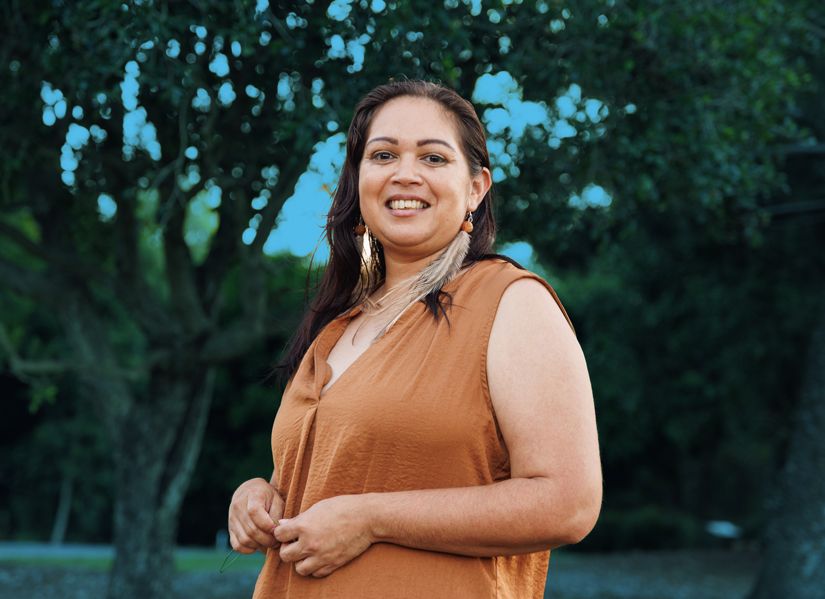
[367,96,460,145]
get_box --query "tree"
[3,1,346,596]
[747,15,825,594]
[0,2,507,596]
[1,0,821,596]
[486,2,825,595]
[483,2,825,595]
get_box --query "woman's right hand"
[228,477,285,554]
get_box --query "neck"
[357,231,472,338]
[376,250,441,296]
[371,235,473,301]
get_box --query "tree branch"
[157,89,194,230]
[58,293,138,424]
[198,184,248,318]
[162,200,210,334]
[0,220,50,261]
[0,322,71,378]
[226,155,310,339]
[159,367,216,516]
[6,190,177,345]
[199,314,293,364]
[249,154,307,256]
[0,220,101,282]
[0,321,145,384]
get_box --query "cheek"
[445,183,470,214]
[358,168,383,199]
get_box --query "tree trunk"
[106,367,216,599]
[49,471,73,545]
[748,292,825,598]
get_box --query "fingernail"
[278,519,288,525]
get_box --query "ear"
[468,167,492,212]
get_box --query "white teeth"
[388,199,428,210]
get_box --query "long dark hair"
[277,79,500,382]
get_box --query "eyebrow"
[365,136,456,152]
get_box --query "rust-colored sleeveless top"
[253,258,574,599]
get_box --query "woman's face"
[358,96,491,260]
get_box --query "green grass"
[177,550,266,573]
[0,549,266,573]
[0,556,113,571]
[0,547,580,577]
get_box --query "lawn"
[0,545,758,599]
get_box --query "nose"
[390,154,422,185]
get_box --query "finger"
[240,518,276,549]
[274,519,299,543]
[248,494,278,533]
[278,539,308,564]
[232,511,274,551]
[235,528,267,553]
[294,557,322,577]
[311,564,337,578]
[268,493,285,522]
[229,529,258,554]
[228,527,253,552]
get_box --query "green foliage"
[1,375,114,542]
[28,383,58,413]
[588,506,705,551]
[556,209,823,551]
[492,0,812,266]
[1,0,823,557]
[183,190,221,265]
[0,253,309,543]
[178,255,309,545]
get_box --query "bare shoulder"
[486,276,594,476]
[487,276,587,398]
[489,276,579,359]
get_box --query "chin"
[384,234,453,256]
[374,225,426,245]
[380,235,429,251]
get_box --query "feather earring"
[362,218,472,341]
[350,215,379,304]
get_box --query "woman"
[228,79,602,598]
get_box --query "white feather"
[361,229,471,341]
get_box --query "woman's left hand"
[274,494,374,578]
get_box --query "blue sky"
[43,50,619,268]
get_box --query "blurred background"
[1,0,824,598]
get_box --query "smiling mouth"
[386,199,430,210]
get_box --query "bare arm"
[276,278,602,574]
[362,278,602,554]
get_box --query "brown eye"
[424,155,446,164]
[371,151,393,160]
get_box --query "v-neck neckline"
[316,261,481,399]
[317,304,407,399]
